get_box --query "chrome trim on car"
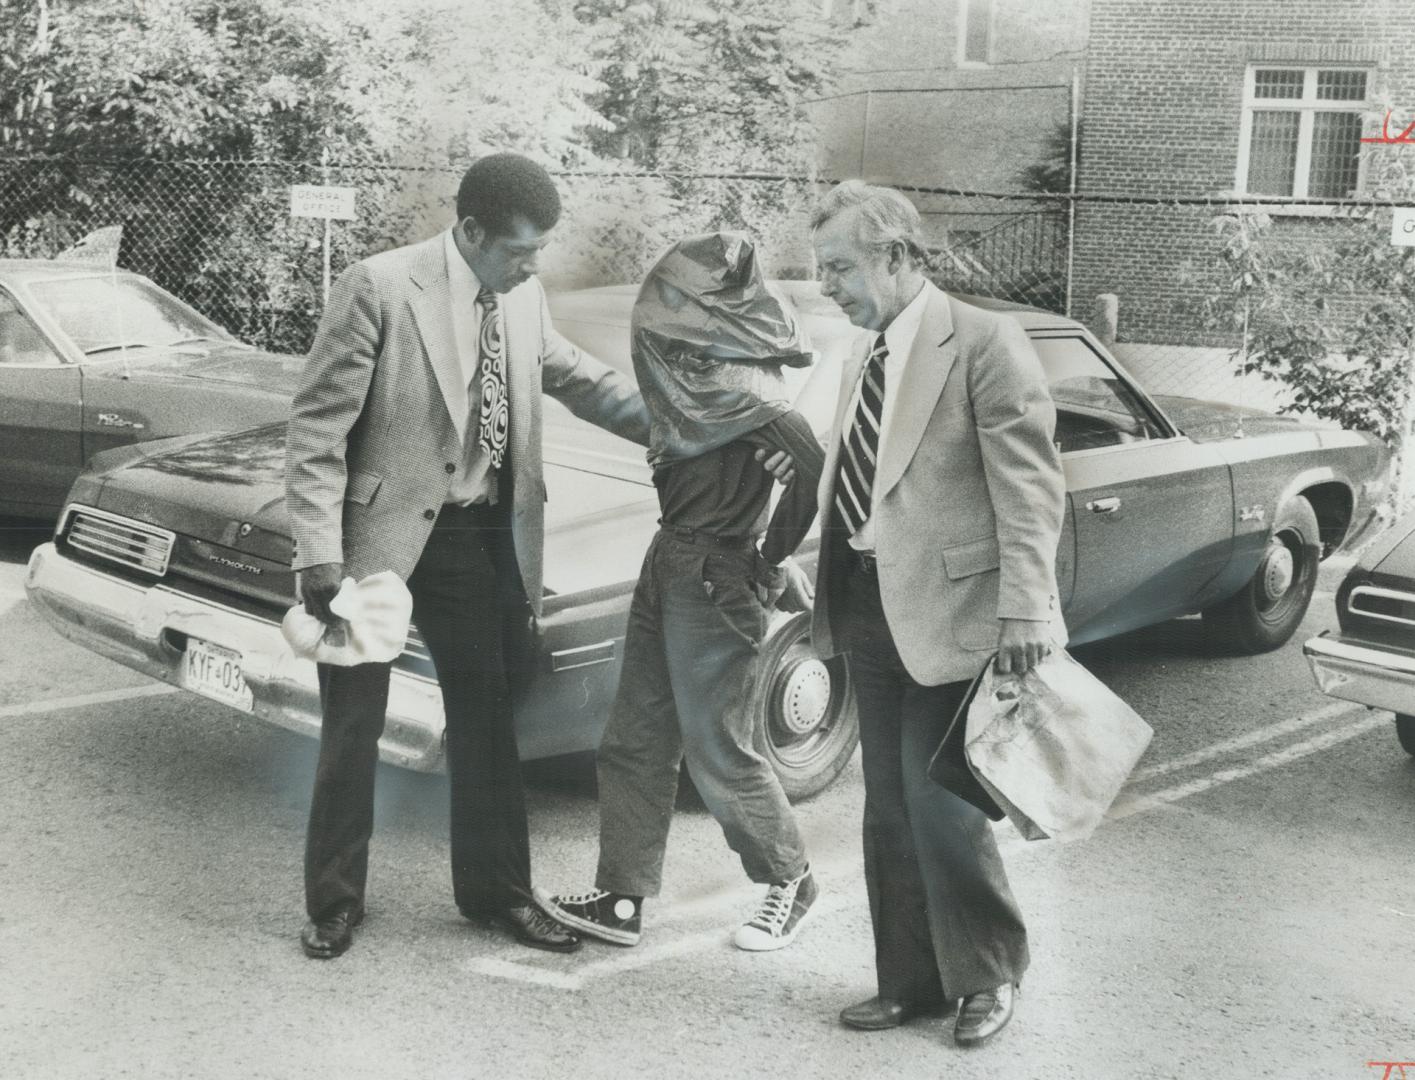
[64,505,175,577]
[1303,632,1415,717]
[24,543,447,771]
[1347,585,1415,627]
[550,640,617,672]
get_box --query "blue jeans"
[595,531,809,897]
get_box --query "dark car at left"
[0,259,299,518]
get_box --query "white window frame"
[956,0,994,69]
[1234,65,1370,199]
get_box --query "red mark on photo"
[1360,111,1415,146]
[1367,1063,1415,1080]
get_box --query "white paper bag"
[964,650,1153,842]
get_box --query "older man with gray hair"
[807,180,1066,1047]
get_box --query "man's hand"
[995,617,1051,675]
[754,448,796,486]
[299,562,345,626]
[775,557,815,613]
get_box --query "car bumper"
[23,543,447,771]
[1303,631,1415,717]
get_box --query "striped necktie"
[834,333,887,537]
[475,287,509,469]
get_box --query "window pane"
[1308,111,1363,197]
[1316,69,1366,101]
[963,0,991,63]
[28,276,233,355]
[1253,69,1303,99]
[0,292,63,366]
[1246,110,1300,195]
[1032,338,1162,453]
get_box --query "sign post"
[289,183,358,303]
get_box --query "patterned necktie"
[475,286,509,470]
[833,333,888,537]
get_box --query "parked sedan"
[24,282,1392,798]
[1304,508,1415,756]
[0,259,298,517]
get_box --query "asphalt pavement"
[1,520,1411,1080]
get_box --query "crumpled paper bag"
[281,571,413,666]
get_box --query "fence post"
[1091,293,1118,348]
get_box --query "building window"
[1238,66,1368,198]
[958,0,993,67]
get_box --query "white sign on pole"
[289,185,358,221]
[1392,207,1415,247]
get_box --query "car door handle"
[1087,497,1122,514]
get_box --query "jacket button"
[444,462,456,473]
[424,509,436,521]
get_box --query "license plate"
[181,636,254,712]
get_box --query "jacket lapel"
[501,283,535,472]
[408,235,467,441]
[874,285,956,501]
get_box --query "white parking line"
[0,683,177,719]
[1108,711,1388,820]
[464,957,584,991]
[1128,701,1364,782]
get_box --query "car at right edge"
[1305,507,1415,756]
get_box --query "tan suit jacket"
[813,283,1067,685]
[285,235,648,616]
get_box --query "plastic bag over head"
[631,231,814,467]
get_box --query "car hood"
[1355,510,1415,579]
[82,343,303,397]
[1150,394,1327,442]
[75,424,659,598]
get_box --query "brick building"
[1072,0,1415,402]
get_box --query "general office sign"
[290,185,358,221]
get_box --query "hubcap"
[775,657,831,737]
[1260,542,1295,603]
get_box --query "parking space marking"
[0,682,178,719]
[1128,701,1364,783]
[1108,711,1388,820]
[464,957,585,991]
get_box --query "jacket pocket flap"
[942,536,1000,579]
[346,470,383,506]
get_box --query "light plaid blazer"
[285,233,649,616]
[812,284,1067,685]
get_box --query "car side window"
[1031,336,1165,453]
[0,291,63,366]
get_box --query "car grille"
[64,507,175,577]
[1348,585,1415,628]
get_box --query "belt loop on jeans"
[657,520,754,551]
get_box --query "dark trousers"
[595,531,808,897]
[838,559,1029,1003]
[304,502,533,921]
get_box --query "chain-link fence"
[2,154,1411,509]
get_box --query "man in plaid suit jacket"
[285,153,650,959]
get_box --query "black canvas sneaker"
[537,887,642,946]
[732,867,818,951]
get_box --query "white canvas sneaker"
[732,868,818,952]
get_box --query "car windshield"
[27,275,236,355]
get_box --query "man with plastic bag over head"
[542,232,824,952]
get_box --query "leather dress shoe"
[300,903,364,960]
[839,995,944,1030]
[475,903,582,953]
[954,982,1016,1047]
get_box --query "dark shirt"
[653,409,825,566]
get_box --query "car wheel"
[1396,714,1415,757]
[751,612,859,801]
[1202,495,1320,654]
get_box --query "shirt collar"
[881,280,929,361]
[443,228,483,297]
